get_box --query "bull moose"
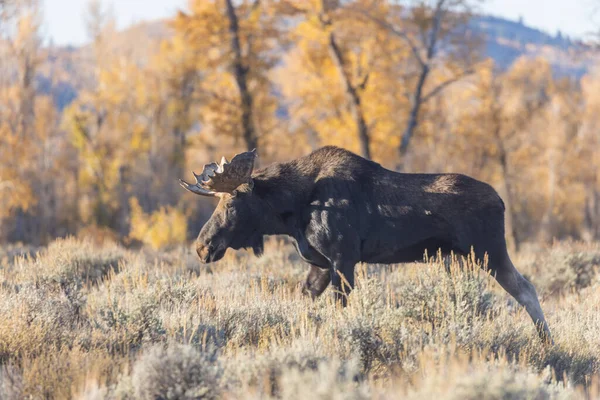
[180,146,551,342]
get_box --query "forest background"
[1,0,599,253]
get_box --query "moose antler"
[179,149,257,196]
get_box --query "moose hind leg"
[302,265,331,299]
[493,255,552,343]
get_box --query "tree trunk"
[328,32,371,159]
[498,144,520,252]
[398,64,430,168]
[583,186,600,242]
[539,153,556,242]
[225,0,258,152]
[73,155,81,233]
[593,189,600,240]
[396,1,443,169]
[17,51,36,138]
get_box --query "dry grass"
[0,237,599,399]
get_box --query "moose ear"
[231,180,254,198]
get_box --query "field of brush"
[0,238,599,399]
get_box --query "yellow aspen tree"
[277,0,407,162]
[579,70,600,241]
[171,0,281,153]
[0,0,44,240]
[361,0,481,169]
[450,57,554,250]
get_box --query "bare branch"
[328,31,371,159]
[422,68,474,103]
[424,0,447,62]
[356,9,426,68]
[225,0,258,151]
[357,72,370,92]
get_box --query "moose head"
[179,149,266,263]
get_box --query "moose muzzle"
[196,242,226,263]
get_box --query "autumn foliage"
[0,0,599,249]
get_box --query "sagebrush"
[0,237,599,399]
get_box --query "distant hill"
[472,15,595,77]
[36,15,597,111]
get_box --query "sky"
[42,0,187,46]
[482,0,598,38]
[41,0,598,47]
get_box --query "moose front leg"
[303,194,361,306]
[291,230,333,300]
[302,265,331,299]
[330,262,356,306]
[304,221,359,307]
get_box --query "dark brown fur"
[193,146,552,342]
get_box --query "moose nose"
[196,244,210,262]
